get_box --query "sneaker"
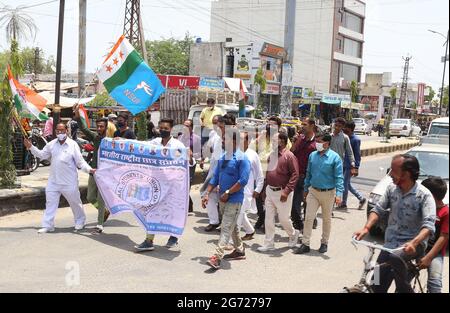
[293,244,310,254]
[205,224,220,232]
[358,198,367,210]
[288,230,301,248]
[166,237,179,249]
[241,232,255,241]
[74,224,85,232]
[38,227,55,234]
[91,225,103,234]
[318,244,328,254]
[134,240,155,252]
[257,245,275,252]
[224,248,246,260]
[207,256,221,270]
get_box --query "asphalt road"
[0,151,448,293]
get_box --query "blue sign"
[199,77,225,90]
[293,87,303,98]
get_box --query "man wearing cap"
[295,132,344,255]
[107,114,118,138]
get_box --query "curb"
[360,141,419,157]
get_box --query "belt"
[312,187,335,192]
[269,186,282,192]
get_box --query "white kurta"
[241,148,264,214]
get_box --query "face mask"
[117,122,125,128]
[57,134,67,141]
[160,130,171,138]
[316,143,325,152]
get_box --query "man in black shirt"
[113,113,136,139]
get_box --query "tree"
[145,34,194,75]
[87,91,117,107]
[253,68,266,117]
[1,47,56,75]
[424,86,435,102]
[348,80,359,120]
[0,5,37,43]
[385,88,397,140]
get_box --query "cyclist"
[354,154,436,293]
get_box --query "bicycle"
[341,236,425,293]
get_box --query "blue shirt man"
[304,149,344,198]
[344,133,361,169]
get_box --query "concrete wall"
[189,42,225,77]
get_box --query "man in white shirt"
[135,118,193,252]
[238,131,265,241]
[24,123,95,233]
[200,115,225,232]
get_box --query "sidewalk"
[0,137,419,216]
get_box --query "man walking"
[330,117,356,174]
[179,119,201,213]
[238,131,264,241]
[74,104,110,233]
[203,128,251,270]
[295,133,344,255]
[135,118,193,251]
[258,132,300,252]
[24,123,95,233]
[200,115,225,232]
[342,120,366,210]
[291,118,317,231]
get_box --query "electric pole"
[123,0,148,139]
[399,56,412,118]
[78,0,87,98]
[280,0,296,118]
[54,0,65,137]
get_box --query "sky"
[0,0,448,92]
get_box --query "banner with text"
[95,138,189,237]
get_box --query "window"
[343,38,362,58]
[340,63,360,82]
[343,11,363,33]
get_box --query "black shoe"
[313,218,318,229]
[224,248,246,260]
[293,244,310,254]
[358,198,367,210]
[335,205,348,211]
[318,244,328,254]
[254,220,264,230]
[205,224,220,232]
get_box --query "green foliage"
[350,80,359,103]
[425,86,435,102]
[136,112,148,141]
[87,91,117,107]
[0,77,16,188]
[0,46,55,75]
[254,68,266,92]
[441,85,449,108]
[145,33,194,75]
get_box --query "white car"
[389,119,421,138]
[353,118,371,135]
[367,143,449,236]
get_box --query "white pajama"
[206,191,220,225]
[43,185,86,229]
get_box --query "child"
[421,177,449,293]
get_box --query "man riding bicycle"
[354,154,436,293]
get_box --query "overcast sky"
[0,0,448,91]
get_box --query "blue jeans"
[343,167,364,206]
[427,255,444,293]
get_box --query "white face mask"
[316,142,325,152]
[57,134,67,142]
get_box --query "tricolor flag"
[78,104,90,128]
[97,35,165,115]
[7,65,48,121]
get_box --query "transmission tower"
[399,56,412,118]
[123,0,148,61]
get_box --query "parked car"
[425,117,449,137]
[353,118,372,135]
[366,143,449,236]
[388,119,421,138]
[188,104,254,127]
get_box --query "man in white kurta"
[24,123,93,233]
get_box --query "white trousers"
[206,191,220,225]
[264,187,295,246]
[237,211,255,235]
[43,187,86,229]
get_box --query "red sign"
[157,75,200,90]
[261,43,286,59]
[263,83,280,95]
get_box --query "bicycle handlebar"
[351,236,405,254]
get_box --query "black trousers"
[291,177,305,229]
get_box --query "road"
[0,151,448,293]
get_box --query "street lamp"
[428,29,449,116]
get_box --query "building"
[210,0,366,94]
